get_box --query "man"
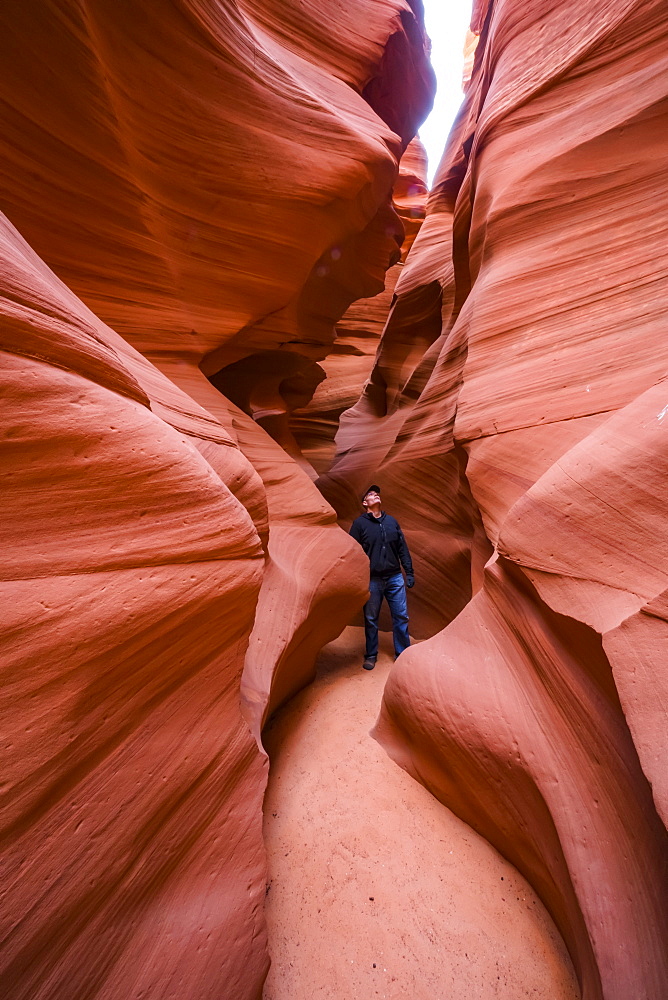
[349,485,414,670]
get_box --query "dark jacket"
[349,511,413,579]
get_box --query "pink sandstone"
[323,2,668,998]
[2,1,667,999]
[0,2,433,998]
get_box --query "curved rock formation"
[5,0,666,997]
[0,0,432,367]
[263,627,580,1000]
[323,1,668,998]
[0,0,434,725]
[0,3,434,998]
[290,138,429,474]
[1,212,270,1000]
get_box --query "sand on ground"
[262,627,581,1000]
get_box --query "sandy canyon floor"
[262,627,581,999]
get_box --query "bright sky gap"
[419,0,473,187]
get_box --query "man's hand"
[406,574,415,589]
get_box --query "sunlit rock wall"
[0,2,433,998]
[323,1,668,998]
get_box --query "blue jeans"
[364,573,410,659]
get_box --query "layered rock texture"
[0,2,433,998]
[3,1,668,999]
[321,1,668,999]
[290,138,429,475]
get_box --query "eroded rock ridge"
[0,3,432,998]
[321,2,668,999]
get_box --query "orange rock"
[0,0,432,368]
[264,627,581,1000]
[0,213,269,999]
[325,1,668,997]
[291,138,430,474]
[0,2,434,997]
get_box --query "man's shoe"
[362,656,377,671]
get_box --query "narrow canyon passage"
[262,627,580,999]
[2,2,666,998]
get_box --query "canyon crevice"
[1,2,667,999]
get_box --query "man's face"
[363,491,381,510]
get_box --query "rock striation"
[320,1,668,998]
[0,3,433,999]
[0,211,271,1000]
[3,0,667,998]
[290,138,429,475]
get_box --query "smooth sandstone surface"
[263,628,580,1000]
[1,214,270,1000]
[3,1,667,999]
[291,138,429,475]
[0,0,433,367]
[0,0,433,732]
[0,2,434,998]
[323,2,668,999]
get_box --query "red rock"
[291,138,430,474]
[0,0,432,368]
[0,3,433,997]
[325,1,668,997]
[263,627,580,1000]
[500,378,668,825]
[0,213,269,1000]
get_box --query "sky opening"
[419,0,474,186]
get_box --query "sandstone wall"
[290,138,429,474]
[322,1,668,997]
[0,3,433,997]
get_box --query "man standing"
[349,485,414,670]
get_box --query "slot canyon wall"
[290,137,429,475]
[320,1,668,999]
[1,3,667,1000]
[0,2,433,998]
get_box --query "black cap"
[362,484,381,500]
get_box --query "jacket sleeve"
[349,519,363,546]
[397,524,413,576]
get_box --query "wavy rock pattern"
[0,2,433,998]
[263,627,581,1000]
[324,1,668,998]
[1,213,270,1000]
[291,138,429,475]
[0,0,432,367]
